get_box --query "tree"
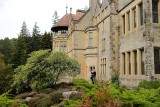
[11,22,31,67]
[0,53,14,94]
[20,21,30,36]
[0,53,6,72]
[2,38,13,64]
[0,38,15,64]
[12,50,80,93]
[41,31,52,50]
[31,22,42,51]
[52,10,59,24]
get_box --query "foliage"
[31,22,42,51]
[65,79,160,107]
[12,50,80,93]
[0,65,14,94]
[41,32,52,50]
[63,99,82,107]
[111,71,120,86]
[0,53,6,72]
[52,10,59,24]
[20,21,30,36]
[0,37,14,64]
[11,22,31,67]
[73,79,98,92]
[0,53,14,94]
[138,80,160,89]
[0,94,28,107]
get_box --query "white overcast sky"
[0,0,89,39]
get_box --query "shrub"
[0,64,14,94]
[138,80,160,89]
[12,50,80,93]
[73,79,97,92]
[36,96,52,107]
[69,92,82,100]
[50,92,62,104]
[63,99,83,107]
[0,94,28,107]
[111,71,120,86]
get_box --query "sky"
[0,0,89,39]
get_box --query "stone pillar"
[144,42,154,76]
[143,0,154,78]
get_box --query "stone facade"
[52,0,160,87]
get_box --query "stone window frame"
[121,48,145,76]
[132,7,137,29]
[54,41,59,51]
[60,41,67,52]
[121,1,145,35]
[121,53,126,75]
[90,66,95,72]
[154,47,160,74]
[127,11,131,32]
[138,2,144,26]
[128,52,131,75]
[122,14,125,34]
[102,38,106,52]
[101,58,106,76]
[89,32,93,47]
[152,0,159,23]
[140,48,145,75]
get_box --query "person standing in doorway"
[90,68,96,84]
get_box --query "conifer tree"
[41,31,52,50]
[52,10,59,24]
[11,21,31,67]
[31,22,42,51]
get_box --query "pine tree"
[11,21,31,67]
[20,21,30,36]
[2,38,13,64]
[31,22,42,51]
[41,31,52,50]
[52,10,59,24]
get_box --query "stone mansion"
[51,0,160,87]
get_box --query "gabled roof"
[52,14,82,28]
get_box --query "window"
[134,51,138,75]
[141,49,145,75]
[60,41,67,52]
[139,3,144,26]
[101,58,106,76]
[89,32,93,47]
[122,53,126,75]
[122,15,125,34]
[90,66,95,72]
[128,52,131,75]
[127,11,130,31]
[55,41,59,51]
[133,7,137,28]
[102,38,105,51]
[152,0,159,23]
[154,48,160,74]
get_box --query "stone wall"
[118,0,133,11]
